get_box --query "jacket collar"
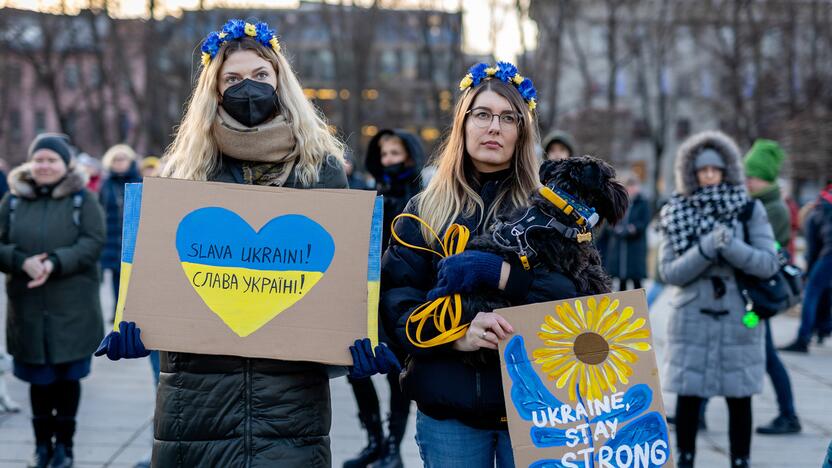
[8,163,88,200]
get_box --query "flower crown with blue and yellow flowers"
[200,19,281,66]
[459,62,538,111]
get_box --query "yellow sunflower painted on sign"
[532,295,651,402]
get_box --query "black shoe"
[49,444,73,468]
[677,451,694,468]
[343,414,384,468]
[756,414,801,434]
[779,339,809,353]
[369,437,403,468]
[28,444,52,468]
[731,456,749,467]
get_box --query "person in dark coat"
[0,133,105,468]
[99,144,143,322]
[600,172,649,290]
[343,129,424,468]
[782,181,832,353]
[380,63,585,467]
[93,20,397,467]
[659,131,779,468]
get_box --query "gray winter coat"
[659,131,779,398]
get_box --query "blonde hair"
[416,79,539,244]
[161,37,343,185]
[102,144,137,170]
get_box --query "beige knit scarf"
[212,107,298,186]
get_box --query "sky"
[2,0,538,61]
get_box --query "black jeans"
[765,320,796,417]
[676,394,751,459]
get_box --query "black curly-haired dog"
[460,156,629,319]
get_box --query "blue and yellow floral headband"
[459,62,538,111]
[200,19,281,66]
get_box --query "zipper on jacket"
[245,358,252,468]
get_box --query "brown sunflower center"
[573,332,609,365]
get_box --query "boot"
[51,417,75,468]
[779,339,809,353]
[369,435,403,468]
[343,413,384,468]
[677,451,694,468]
[730,456,749,467]
[28,416,54,468]
[756,414,801,434]
[50,444,73,468]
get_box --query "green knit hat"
[744,139,785,182]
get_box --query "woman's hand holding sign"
[95,321,151,360]
[453,312,514,351]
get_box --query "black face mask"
[383,162,409,177]
[221,79,279,127]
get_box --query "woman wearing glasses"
[380,63,579,467]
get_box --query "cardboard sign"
[113,177,382,365]
[497,289,673,468]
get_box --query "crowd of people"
[0,16,830,468]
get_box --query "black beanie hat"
[28,133,74,166]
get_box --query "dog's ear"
[598,179,629,225]
[539,159,563,185]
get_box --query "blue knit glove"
[426,251,503,300]
[349,338,401,379]
[94,321,151,361]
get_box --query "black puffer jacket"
[380,169,578,430]
[153,154,348,468]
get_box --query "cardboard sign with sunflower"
[498,289,673,468]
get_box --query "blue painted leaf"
[590,383,652,425]
[530,426,571,448]
[604,411,669,468]
[531,459,588,468]
[505,335,563,421]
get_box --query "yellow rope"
[390,214,472,348]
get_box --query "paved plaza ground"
[0,277,830,467]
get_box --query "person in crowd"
[93,19,398,467]
[659,131,779,468]
[344,152,372,190]
[100,144,143,323]
[379,62,619,467]
[342,129,424,468]
[541,129,574,161]
[600,171,650,290]
[76,153,102,193]
[139,156,162,178]
[740,139,802,435]
[0,133,105,468]
[781,180,832,353]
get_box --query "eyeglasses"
[466,108,522,129]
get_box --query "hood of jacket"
[674,130,745,196]
[8,163,89,200]
[365,129,425,181]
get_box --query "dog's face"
[537,157,629,225]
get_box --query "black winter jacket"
[380,169,578,430]
[153,154,348,468]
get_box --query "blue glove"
[94,321,151,361]
[426,250,503,300]
[349,338,401,379]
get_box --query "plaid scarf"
[660,183,749,257]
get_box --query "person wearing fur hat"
[659,131,779,468]
[741,139,802,435]
[541,129,575,161]
[0,133,105,468]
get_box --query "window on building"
[676,118,691,139]
[7,63,23,90]
[9,110,22,143]
[380,49,398,79]
[64,63,80,90]
[401,49,417,80]
[65,111,76,138]
[615,69,628,97]
[35,111,47,133]
[119,112,131,141]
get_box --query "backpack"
[734,200,804,319]
[8,192,85,227]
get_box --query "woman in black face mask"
[342,129,425,468]
[95,19,399,467]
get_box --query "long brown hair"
[415,79,539,244]
[162,37,343,184]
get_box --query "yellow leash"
[390,214,472,348]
